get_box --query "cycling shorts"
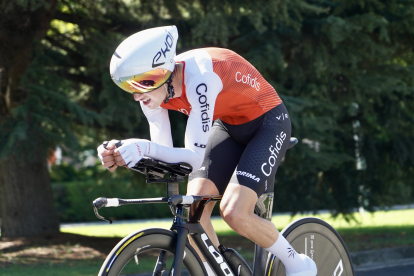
[189,103,291,197]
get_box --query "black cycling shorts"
[189,103,291,197]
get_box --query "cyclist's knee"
[219,205,246,230]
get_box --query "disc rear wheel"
[267,217,354,276]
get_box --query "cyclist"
[98,25,317,276]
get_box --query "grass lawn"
[1,209,413,275]
[61,209,414,252]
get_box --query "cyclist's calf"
[220,183,279,248]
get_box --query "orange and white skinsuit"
[139,48,282,172]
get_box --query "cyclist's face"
[133,85,167,109]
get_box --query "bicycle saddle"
[131,157,193,178]
[288,137,298,149]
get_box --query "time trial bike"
[93,139,354,276]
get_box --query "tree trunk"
[0,0,59,237]
[0,152,59,237]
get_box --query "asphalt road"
[355,263,414,276]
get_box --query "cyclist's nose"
[133,93,143,101]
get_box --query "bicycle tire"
[266,217,354,276]
[98,228,206,276]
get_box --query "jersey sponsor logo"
[196,83,211,132]
[276,113,289,120]
[194,143,206,148]
[201,233,234,275]
[178,108,189,115]
[152,31,174,68]
[236,171,260,182]
[235,72,260,91]
[261,131,287,177]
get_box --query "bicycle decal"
[333,259,343,276]
[267,255,276,276]
[201,233,234,275]
[305,234,315,259]
[105,232,145,273]
[116,232,145,256]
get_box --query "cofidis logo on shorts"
[235,72,260,91]
[261,131,287,177]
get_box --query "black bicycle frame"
[170,201,235,276]
[167,192,275,276]
[93,175,276,276]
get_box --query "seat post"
[146,174,183,197]
[167,181,180,197]
[167,174,183,197]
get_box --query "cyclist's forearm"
[147,142,203,172]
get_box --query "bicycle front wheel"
[267,217,354,276]
[98,228,206,276]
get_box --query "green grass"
[0,261,102,276]
[61,209,414,253]
[61,209,414,238]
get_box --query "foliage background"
[1,0,414,227]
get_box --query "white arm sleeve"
[146,72,223,172]
[140,101,173,148]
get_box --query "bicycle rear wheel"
[266,217,354,276]
[98,228,206,276]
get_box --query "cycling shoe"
[286,254,317,276]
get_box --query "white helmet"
[110,25,178,94]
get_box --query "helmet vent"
[113,51,122,59]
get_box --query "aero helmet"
[110,25,178,94]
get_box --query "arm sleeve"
[146,72,223,172]
[140,101,173,148]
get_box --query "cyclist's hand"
[97,140,119,172]
[113,139,150,168]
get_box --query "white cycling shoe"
[286,254,317,276]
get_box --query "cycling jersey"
[140,48,283,173]
[161,48,282,125]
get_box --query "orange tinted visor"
[113,69,172,94]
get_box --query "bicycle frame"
[93,192,275,276]
[156,192,275,276]
[93,166,277,276]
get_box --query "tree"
[0,0,61,237]
[1,0,413,237]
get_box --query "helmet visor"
[113,69,172,94]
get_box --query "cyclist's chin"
[147,101,162,109]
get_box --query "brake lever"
[92,197,112,224]
[103,140,123,149]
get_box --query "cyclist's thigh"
[228,103,292,197]
[187,178,219,196]
[189,119,245,195]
